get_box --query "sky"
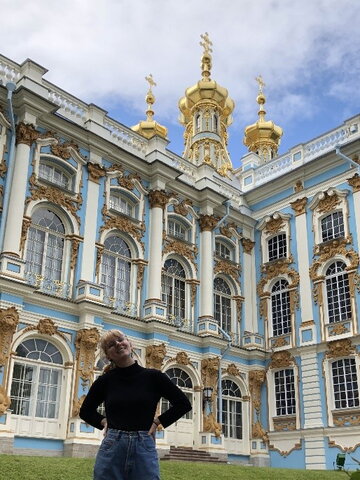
[1,0,359,168]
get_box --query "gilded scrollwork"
[72,394,86,418]
[264,217,285,235]
[100,213,145,250]
[273,416,296,431]
[219,222,237,238]
[214,259,241,283]
[201,357,219,392]
[0,385,11,415]
[329,323,349,336]
[50,140,83,161]
[333,410,360,427]
[268,350,295,369]
[348,174,360,193]
[0,307,19,367]
[241,237,255,254]
[317,192,341,214]
[249,370,266,413]
[173,199,193,216]
[326,338,355,358]
[117,171,142,190]
[146,344,166,369]
[310,238,359,280]
[23,318,67,341]
[19,216,32,253]
[175,351,191,365]
[69,235,82,270]
[186,279,199,307]
[163,238,198,267]
[290,197,307,216]
[75,328,100,381]
[225,363,240,377]
[87,162,106,183]
[16,122,39,146]
[203,412,222,437]
[252,420,268,441]
[133,259,148,289]
[148,190,171,209]
[199,214,219,232]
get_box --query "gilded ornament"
[72,394,86,417]
[24,318,67,340]
[69,236,82,270]
[100,216,145,249]
[252,420,268,441]
[326,338,355,358]
[233,295,244,320]
[146,344,166,369]
[203,412,222,438]
[75,328,100,381]
[201,357,219,392]
[214,259,241,283]
[0,307,19,366]
[241,237,255,254]
[273,416,296,431]
[95,244,104,277]
[348,174,360,193]
[19,216,32,253]
[148,190,171,209]
[16,122,39,146]
[333,411,360,427]
[257,258,299,297]
[272,337,289,348]
[0,161,7,178]
[268,350,295,369]
[118,172,142,190]
[0,385,11,415]
[50,140,83,160]
[301,320,315,327]
[290,197,307,216]
[219,222,237,238]
[310,240,359,280]
[264,217,285,235]
[249,370,266,413]
[329,323,349,336]
[269,442,302,457]
[199,214,219,232]
[225,363,240,377]
[173,199,193,217]
[87,162,106,183]
[317,192,341,214]
[186,279,199,307]
[294,180,304,193]
[175,351,191,365]
[163,239,198,267]
[134,259,147,289]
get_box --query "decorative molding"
[68,235,82,270]
[133,259,148,289]
[87,162,106,183]
[163,238,198,267]
[174,351,191,365]
[233,295,244,320]
[0,307,19,367]
[173,199,193,216]
[19,216,32,253]
[264,217,285,235]
[252,420,268,441]
[72,394,86,418]
[145,344,166,369]
[249,370,266,413]
[0,385,11,415]
[348,174,360,193]
[317,192,341,214]
[272,337,289,348]
[310,238,359,280]
[241,237,255,254]
[301,320,315,327]
[290,197,307,216]
[201,357,219,392]
[148,190,171,209]
[95,243,104,277]
[50,140,84,161]
[294,180,304,193]
[117,171,142,191]
[214,259,241,283]
[326,338,355,358]
[332,409,360,427]
[269,440,302,457]
[100,210,145,249]
[186,278,200,307]
[16,122,39,146]
[224,363,241,377]
[75,328,100,381]
[328,438,360,453]
[23,318,67,341]
[329,322,349,336]
[219,222,238,239]
[203,412,222,437]
[268,350,295,369]
[199,214,219,232]
[257,257,299,298]
[273,415,296,431]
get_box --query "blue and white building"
[0,40,359,469]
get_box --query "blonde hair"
[100,329,130,373]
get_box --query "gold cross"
[145,74,156,90]
[200,32,213,55]
[255,75,266,93]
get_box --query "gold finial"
[145,74,156,121]
[200,32,213,82]
[255,75,266,94]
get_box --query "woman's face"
[104,332,132,364]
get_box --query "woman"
[80,329,192,480]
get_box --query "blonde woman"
[80,330,191,480]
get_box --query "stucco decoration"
[316,191,341,214]
[241,237,255,254]
[214,259,241,283]
[290,197,307,216]
[199,214,219,232]
[173,199,193,216]
[309,238,358,280]
[252,420,268,441]
[75,328,100,381]
[201,357,219,392]
[87,162,106,183]
[101,206,146,250]
[145,344,167,369]
[348,174,360,193]
[148,190,171,209]
[225,363,241,377]
[268,350,295,369]
[203,412,222,438]
[23,318,67,341]
[72,394,86,418]
[326,338,355,359]
[0,385,11,414]
[249,370,266,413]
[163,238,198,267]
[175,351,191,365]
[16,122,39,146]
[0,307,19,367]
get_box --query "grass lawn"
[0,456,350,480]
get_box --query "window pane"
[268,234,287,261]
[332,359,359,409]
[274,369,296,416]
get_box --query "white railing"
[167,151,197,182]
[0,57,20,84]
[104,117,148,154]
[25,272,71,299]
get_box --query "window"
[271,280,291,337]
[161,368,193,419]
[222,379,242,439]
[25,208,65,286]
[321,212,345,242]
[213,114,218,133]
[332,358,359,409]
[215,241,231,260]
[168,219,187,241]
[214,277,232,333]
[162,259,186,320]
[101,236,132,308]
[274,369,296,416]
[268,233,287,261]
[10,339,63,419]
[195,114,201,133]
[39,162,72,190]
[109,194,133,217]
[326,261,351,323]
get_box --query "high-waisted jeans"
[94,429,160,480]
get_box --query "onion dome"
[131,74,168,140]
[178,33,235,177]
[243,75,283,162]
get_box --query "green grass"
[0,455,349,480]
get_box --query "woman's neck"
[114,357,136,368]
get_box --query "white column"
[241,237,257,332]
[301,350,324,429]
[148,205,163,300]
[80,163,104,281]
[3,124,37,256]
[291,198,313,323]
[199,228,213,318]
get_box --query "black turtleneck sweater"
[79,362,192,431]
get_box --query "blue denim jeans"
[94,429,160,480]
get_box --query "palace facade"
[0,41,360,469]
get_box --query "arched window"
[332,358,359,409]
[214,277,232,333]
[161,259,186,320]
[109,193,134,217]
[195,114,201,133]
[168,219,188,241]
[215,240,232,260]
[25,208,65,286]
[271,279,291,337]
[221,379,242,439]
[268,233,287,261]
[274,368,296,416]
[326,261,351,323]
[161,367,193,419]
[39,161,72,191]
[101,236,132,308]
[321,211,344,242]
[213,114,218,133]
[10,339,63,419]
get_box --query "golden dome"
[243,76,283,160]
[131,74,168,140]
[178,33,234,127]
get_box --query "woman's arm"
[79,376,106,430]
[156,372,192,428]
